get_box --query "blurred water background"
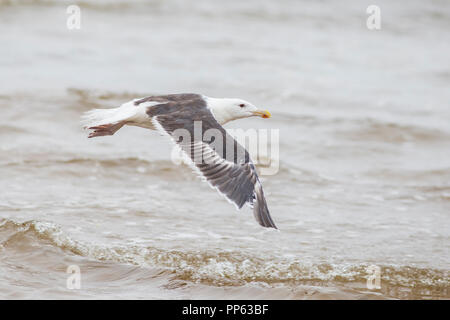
[0,0,449,299]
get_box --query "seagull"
[81,93,277,229]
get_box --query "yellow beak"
[252,110,271,119]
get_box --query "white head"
[205,97,271,125]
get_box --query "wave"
[2,156,160,168]
[334,119,449,144]
[66,88,147,111]
[364,168,450,200]
[1,218,448,299]
[1,152,283,177]
[3,153,449,199]
[276,111,450,143]
[0,125,29,135]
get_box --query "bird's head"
[206,97,271,125]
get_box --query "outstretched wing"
[147,100,277,229]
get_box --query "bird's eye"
[239,104,245,108]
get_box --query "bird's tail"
[81,107,127,138]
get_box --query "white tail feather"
[81,99,159,138]
[81,108,121,129]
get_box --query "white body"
[81,96,264,131]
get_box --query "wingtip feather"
[253,182,278,229]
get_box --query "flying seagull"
[81,93,277,229]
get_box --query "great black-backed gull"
[81,93,277,229]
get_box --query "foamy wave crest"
[1,218,448,298]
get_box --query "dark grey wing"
[134,93,203,106]
[148,100,277,229]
